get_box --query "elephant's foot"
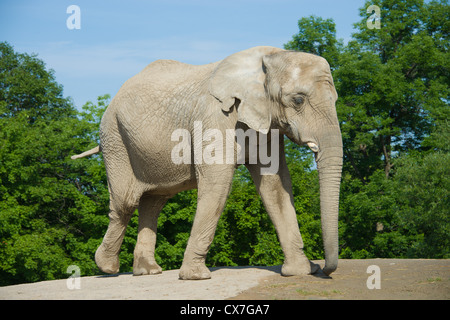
[281,255,320,276]
[133,256,162,276]
[179,260,211,280]
[95,245,120,274]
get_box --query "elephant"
[71,46,343,280]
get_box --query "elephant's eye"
[293,95,305,106]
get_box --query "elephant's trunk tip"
[323,261,338,276]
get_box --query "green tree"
[337,0,449,258]
[393,149,450,258]
[337,0,449,180]
[0,42,112,285]
[284,15,342,69]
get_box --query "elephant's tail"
[71,145,101,160]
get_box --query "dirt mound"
[1,259,448,300]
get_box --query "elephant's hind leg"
[133,195,168,276]
[95,206,134,274]
[95,182,140,274]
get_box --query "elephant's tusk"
[307,142,319,153]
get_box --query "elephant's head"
[210,46,343,276]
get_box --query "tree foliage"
[0,42,111,285]
[284,15,342,69]
[0,0,448,285]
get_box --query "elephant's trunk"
[315,125,343,276]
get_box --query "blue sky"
[1,0,366,109]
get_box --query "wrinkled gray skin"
[72,46,343,280]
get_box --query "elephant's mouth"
[281,127,319,154]
[280,120,304,144]
[281,120,320,153]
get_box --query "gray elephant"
[71,46,343,280]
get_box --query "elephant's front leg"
[179,165,235,280]
[246,141,320,276]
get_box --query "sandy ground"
[234,259,450,300]
[0,265,280,300]
[0,259,449,300]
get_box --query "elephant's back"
[126,59,219,87]
[109,59,218,116]
[107,57,220,127]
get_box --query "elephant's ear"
[209,46,284,134]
